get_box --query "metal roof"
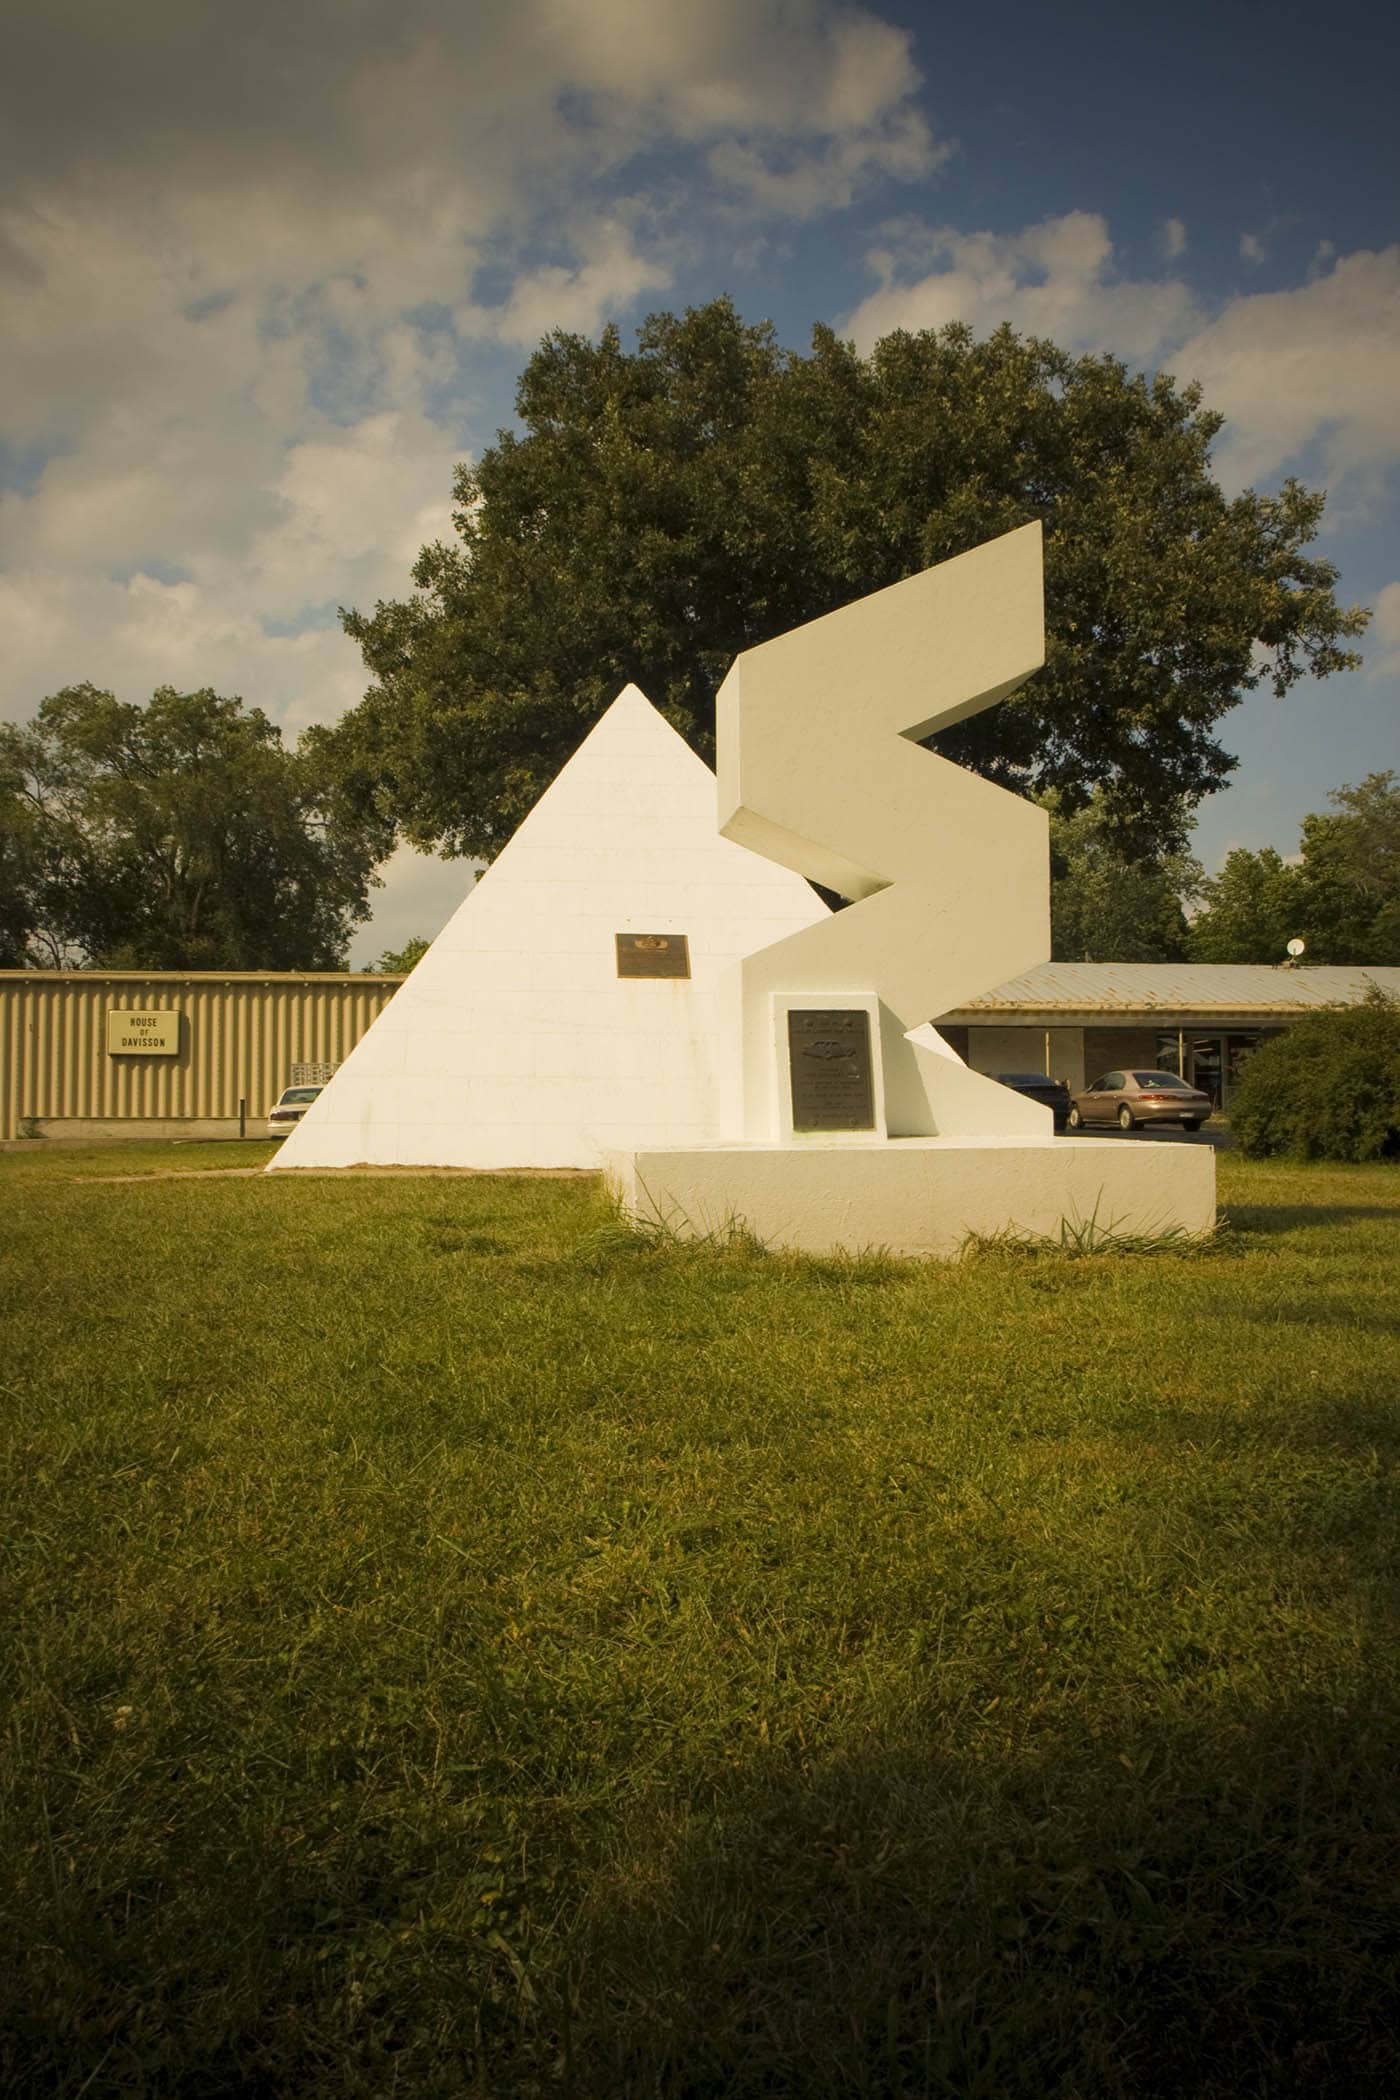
[0,969,399,983]
[941,962,1400,1019]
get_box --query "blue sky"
[2,0,1396,961]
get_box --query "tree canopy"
[1185,845,1304,965]
[0,734,46,967]
[368,935,431,974]
[322,298,1368,868]
[1188,772,1400,966]
[1045,790,1200,963]
[0,684,387,970]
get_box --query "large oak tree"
[321,299,1367,867]
[0,684,388,970]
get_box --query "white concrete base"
[603,1136,1217,1259]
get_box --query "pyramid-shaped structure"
[268,686,829,1170]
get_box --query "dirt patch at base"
[86,1164,595,1184]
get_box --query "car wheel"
[1182,1119,1201,1132]
[1067,1104,1083,1131]
[1117,1104,1135,1131]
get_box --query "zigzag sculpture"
[715,522,1054,1140]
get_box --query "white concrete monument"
[267,685,828,1171]
[605,524,1217,1253]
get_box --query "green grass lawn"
[2,1145,1398,2097]
[0,1137,282,1177]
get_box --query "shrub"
[1231,986,1400,1160]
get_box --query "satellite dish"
[1287,938,1306,958]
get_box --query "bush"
[1231,986,1400,1160]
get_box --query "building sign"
[106,1009,181,1056]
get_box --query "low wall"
[8,1117,251,1144]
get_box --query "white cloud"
[1240,231,1266,265]
[698,7,942,214]
[0,208,457,728]
[1,0,938,740]
[349,842,476,969]
[845,213,1400,499]
[1160,216,1187,261]
[1172,245,1400,489]
[243,412,457,627]
[708,104,941,220]
[845,211,1201,360]
[1371,580,1400,677]
[0,565,368,731]
[538,0,932,162]
[456,215,675,346]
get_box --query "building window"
[1155,1030,1280,1108]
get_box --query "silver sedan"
[1067,1069,1212,1133]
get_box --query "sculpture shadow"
[1223,1199,1399,1238]
[555,1664,1400,2099]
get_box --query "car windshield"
[279,1087,323,1105]
[1132,1072,1193,1090]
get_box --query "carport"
[934,963,1400,1109]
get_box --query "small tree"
[1230,987,1400,1161]
[0,743,46,965]
[1187,845,1306,964]
[369,936,430,974]
[1189,774,1400,966]
[1296,773,1400,963]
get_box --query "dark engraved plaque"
[615,932,691,979]
[787,1008,876,1131]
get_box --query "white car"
[267,1084,324,1137]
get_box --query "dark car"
[1067,1069,1212,1133]
[993,1071,1072,1128]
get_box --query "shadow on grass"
[15,1680,1397,2099]
[558,1677,1400,2100]
[1208,1301,1400,1339]
[1223,1203,1400,1239]
[8,1620,1400,2098]
[1114,1387,1400,1468]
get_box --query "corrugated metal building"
[1,972,402,1140]
[3,961,1397,1140]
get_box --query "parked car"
[267,1084,324,1137]
[1067,1070,1212,1133]
[993,1071,1072,1128]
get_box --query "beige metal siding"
[0,973,401,1138]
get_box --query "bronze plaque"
[616,932,691,979]
[787,1008,876,1131]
